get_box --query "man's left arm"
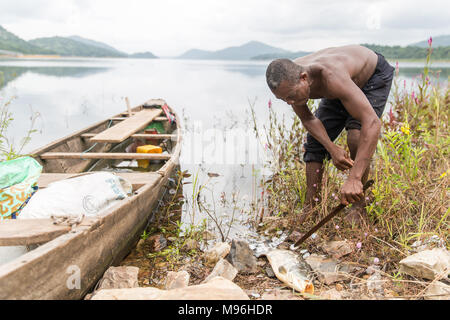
[328,75,381,205]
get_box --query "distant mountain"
[29,36,126,57]
[68,35,126,55]
[410,35,450,48]
[0,25,54,55]
[251,50,311,60]
[129,51,158,59]
[178,49,212,59]
[178,41,290,60]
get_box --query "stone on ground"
[320,240,354,259]
[320,288,343,300]
[399,248,450,280]
[366,271,384,297]
[424,281,450,300]
[202,258,238,283]
[204,242,231,267]
[96,266,139,290]
[91,276,249,300]
[261,289,303,300]
[227,239,258,274]
[304,254,351,285]
[165,270,190,290]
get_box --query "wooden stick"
[125,97,132,117]
[110,116,168,121]
[40,152,171,160]
[80,133,175,139]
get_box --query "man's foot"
[344,204,367,225]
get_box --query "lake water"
[1,57,448,240]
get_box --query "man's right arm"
[292,103,353,170]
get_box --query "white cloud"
[0,0,449,56]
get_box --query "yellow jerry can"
[136,145,163,168]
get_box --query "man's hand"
[330,145,354,171]
[340,178,363,205]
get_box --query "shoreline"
[1,54,449,63]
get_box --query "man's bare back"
[293,45,378,99]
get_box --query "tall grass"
[0,72,40,161]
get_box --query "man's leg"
[294,161,323,226]
[345,129,370,224]
[299,99,347,225]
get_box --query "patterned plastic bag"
[0,157,42,219]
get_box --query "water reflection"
[0,65,109,90]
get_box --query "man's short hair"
[266,59,304,92]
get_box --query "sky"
[1,0,449,57]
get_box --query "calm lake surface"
[1,57,448,239]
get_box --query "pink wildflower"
[365,197,369,201]
[335,225,340,230]
[428,36,432,47]
[313,184,317,188]
[364,232,368,237]
[374,257,380,264]
[268,99,272,108]
[356,242,362,249]
[411,91,415,99]
[316,169,320,173]
[314,197,319,202]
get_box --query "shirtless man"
[265,45,394,223]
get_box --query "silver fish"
[264,249,314,294]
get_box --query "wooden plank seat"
[37,172,161,189]
[0,219,72,246]
[91,109,162,143]
[40,152,171,160]
[81,133,176,139]
[110,116,168,121]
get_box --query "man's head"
[266,59,310,106]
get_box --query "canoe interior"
[33,104,177,184]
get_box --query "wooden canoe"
[0,98,182,299]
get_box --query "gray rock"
[424,281,450,300]
[320,240,354,259]
[96,266,139,290]
[165,271,190,290]
[202,259,238,283]
[305,254,351,285]
[227,239,258,274]
[365,265,381,275]
[366,271,384,297]
[399,248,450,280]
[265,265,275,278]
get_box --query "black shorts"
[303,51,395,163]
